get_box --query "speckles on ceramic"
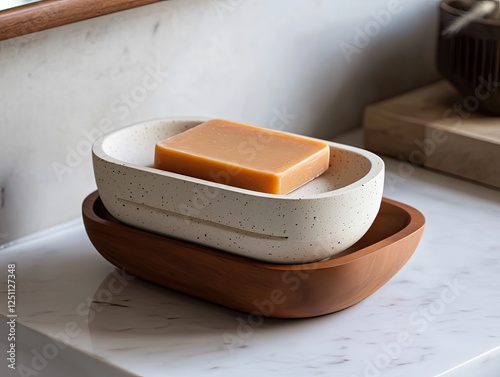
[92,118,385,264]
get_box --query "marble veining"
[0,130,499,376]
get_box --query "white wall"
[0,0,440,243]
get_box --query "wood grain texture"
[82,191,425,318]
[364,80,500,189]
[0,0,161,41]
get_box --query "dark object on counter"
[437,0,500,116]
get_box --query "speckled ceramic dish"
[92,118,384,264]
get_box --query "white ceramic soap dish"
[92,118,384,264]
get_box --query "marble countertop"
[1,129,499,377]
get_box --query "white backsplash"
[0,0,440,243]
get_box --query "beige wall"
[0,0,440,244]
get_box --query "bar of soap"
[154,119,330,194]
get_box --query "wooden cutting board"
[363,80,500,190]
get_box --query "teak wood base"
[82,191,425,318]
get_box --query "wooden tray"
[364,80,500,190]
[82,191,425,318]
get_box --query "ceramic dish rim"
[92,117,385,200]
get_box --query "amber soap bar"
[154,119,330,194]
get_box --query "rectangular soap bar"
[154,119,330,194]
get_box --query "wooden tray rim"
[83,191,425,272]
